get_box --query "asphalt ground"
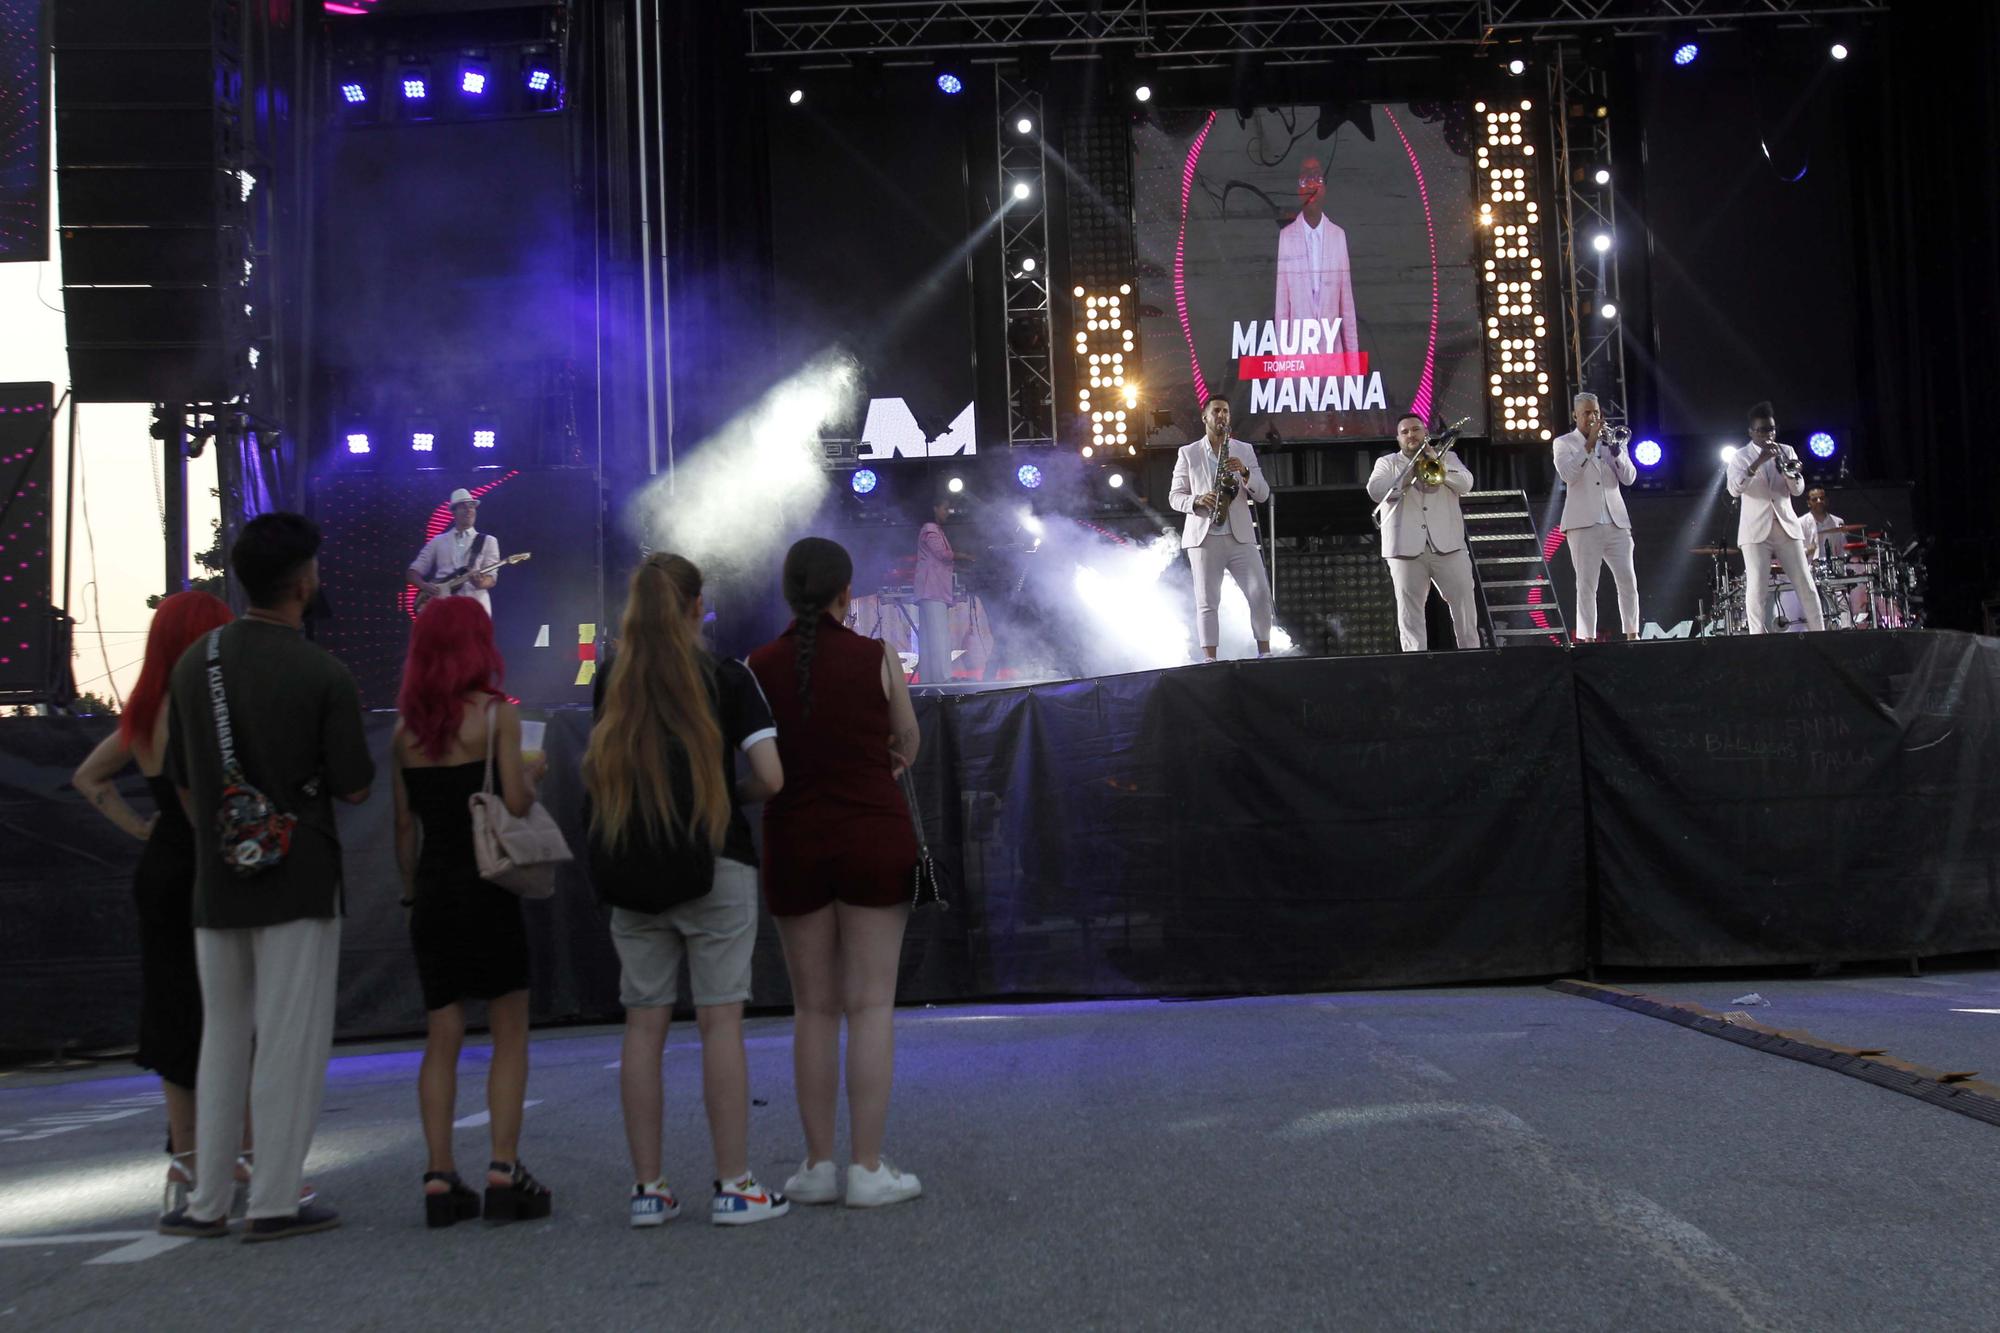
[3,972,1998,1331]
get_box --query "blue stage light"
[1634,439,1663,468]
[1807,431,1836,458]
[460,69,487,96]
[339,82,368,105]
[527,69,553,92]
[472,428,497,450]
[345,431,371,455]
[852,468,878,495]
[936,72,963,95]
[1016,463,1043,489]
[1673,43,1699,67]
[402,76,429,100]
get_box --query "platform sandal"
[483,1159,553,1224]
[162,1152,196,1215]
[424,1170,483,1229]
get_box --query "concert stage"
[4,630,1997,1056]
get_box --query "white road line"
[86,1236,192,1265]
[454,1099,542,1129]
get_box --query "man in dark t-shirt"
[160,513,374,1243]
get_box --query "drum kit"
[1693,525,1925,636]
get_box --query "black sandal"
[423,1171,481,1229]
[482,1160,552,1224]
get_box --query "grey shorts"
[608,859,759,1009]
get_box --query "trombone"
[1373,417,1470,527]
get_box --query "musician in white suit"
[1168,395,1274,660]
[406,487,501,616]
[1552,392,1640,642]
[1725,402,1823,634]
[1272,157,1360,353]
[1367,414,1480,652]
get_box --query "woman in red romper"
[748,537,925,1209]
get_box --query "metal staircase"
[1462,489,1569,647]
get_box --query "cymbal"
[1689,545,1740,556]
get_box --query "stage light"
[1017,463,1043,489]
[1508,59,1526,76]
[1591,233,1612,253]
[472,428,497,450]
[787,88,803,105]
[1634,439,1663,468]
[1594,167,1611,185]
[1020,256,1038,273]
[1808,431,1837,458]
[1717,444,1737,464]
[1600,302,1618,320]
[1133,85,1152,103]
[345,431,371,455]
[1073,285,1085,298]
[946,476,965,494]
[459,60,490,96]
[1673,43,1699,67]
[1106,471,1126,489]
[1015,115,1033,134]
[529,69,555,92]
[402,74,428,100]
[851,468,878,495]
[411,430,436,454]
[340,81,368,105]
[1011,181,1031,201]
[937,72,963,95]
[1081,444,1095,459]
[1830,43,1849,61]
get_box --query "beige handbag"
[468,701,571,899]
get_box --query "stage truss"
[997,72,1058,448]
[746,2,1888,64]
[1550,47,1629,436]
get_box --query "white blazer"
[1169,437,1271,547]
[1273,214,1359,351]
[1725,442,1806,545]
[1367,449,1473,558]
[1552,429,1637,531]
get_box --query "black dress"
[133,773,202,1089]
[403,761,531,1012]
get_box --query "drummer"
[1797,487,1869,625]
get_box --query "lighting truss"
[1477,94,1553,443]
[1551,47,1628,436]
[998,71,1057,447]
[746,1,1886,63]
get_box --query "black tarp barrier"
[4,630,1995,1055]
[1574,630,2000,967]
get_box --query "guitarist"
[407,488,502,616]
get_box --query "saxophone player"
[1367,414,1480,652]
[1726,401,1824,634]
[1552,392,1640,642]
[1168,395,1274,661]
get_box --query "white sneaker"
[844,1158,922,1208]
[783,1158,840,1205]
[629,1179,681,1228]
[712,1173,789,1226]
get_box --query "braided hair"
[782,537,854,717]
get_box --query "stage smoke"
[1071,533,1190,671]
[628,353,860,580]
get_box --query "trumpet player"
[1367,414,1479,652]
[1169,394,1274,660]
[1552,392,1640,641]
[1726,401,1824,634]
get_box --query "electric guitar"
[411,552,532,616]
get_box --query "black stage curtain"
[1576,630,2000,967]
[1849,4,2000,631]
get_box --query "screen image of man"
[1273,156,1359,354]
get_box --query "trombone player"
[1726,401,1823,634]
[1368,414,1480,652]
[1552,392,1640,641]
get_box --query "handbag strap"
[897,768,930,854]
[203,628,242,782]
[480,698,499,796]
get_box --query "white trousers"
[1743,538,1825,634]
[1567,522,1639,639]
[1387,547,1480,652]
[917,598,951,684]
[189,917,342,1221]
[1188,532,1273,649]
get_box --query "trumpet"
[1751,440,1803,481]
[1603,424,1631,454]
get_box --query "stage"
[3,629,1997,1056]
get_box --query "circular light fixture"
[936,72,964,95]
[1016,115,1034,134]
[1592,233,1612,253]
[1807,431,1837,458]
[1673,42,1700,67]
[1717,444,1737,464]
[1508,59,1526,76]
[1133,84,1152,103]
[1600,302,1618,319]
[1017,463,1044,489]
[1830,43,1849,61]
[946,476,966,494]
[1634,439,1663,468]
[1106,471,1126,489]
[1594,167,1611,185]
[787,88,803,105]
[851,468,878,495]
[1020,256,1038,273]
[1011,181,1031,201]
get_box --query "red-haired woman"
[391,596,550,1227]
[72,589,234,1213]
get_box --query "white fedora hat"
[447,488,479,507]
